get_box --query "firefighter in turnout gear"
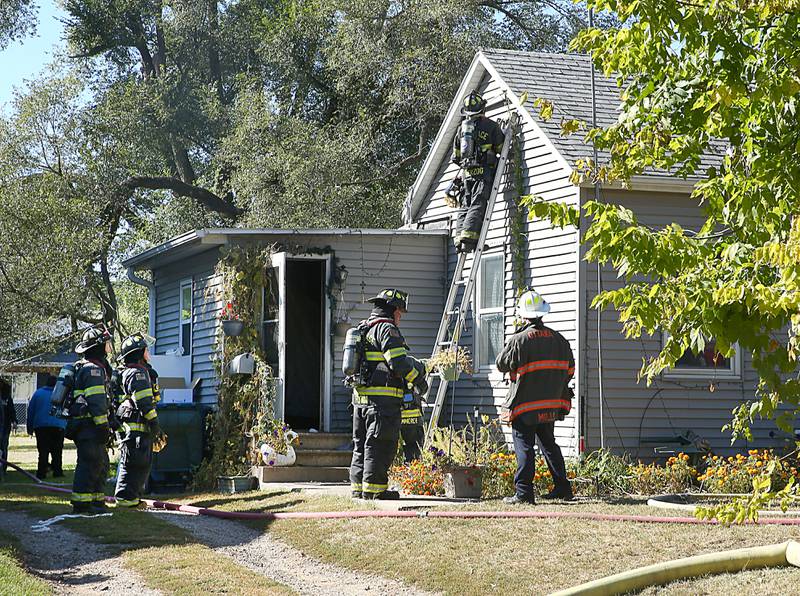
[66,327,114,513]
[113,333,166,508]
[349,289,428,499]
[495,289,575,504]
[451,90,505,253]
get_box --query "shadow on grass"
[187,490,293,509]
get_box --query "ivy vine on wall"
[192,244,278,488]
[507,118,528,296]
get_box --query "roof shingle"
[482,48,724,177]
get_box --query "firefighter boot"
[363,490,400,500]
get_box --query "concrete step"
[296,432,351,451]
[294,449,352,468]
[254,465,350,484]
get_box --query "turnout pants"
[34,427,64,478]
[400,423,424,463]
[115,433,153,506]
[455,171,494,250]
[511,418,570,500]
[0,427,10,474]
[72,438,109,505]
[350,402,401,495]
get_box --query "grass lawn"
[0,529,52,596]
[4,432,77,470]
[6,434,800,595]
[0,442,293,595]
[179,490,800,595]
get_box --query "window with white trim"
[475,253,504,370]
[662,334,740,379]
[179,279,193,356]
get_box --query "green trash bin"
[150,403,208,491]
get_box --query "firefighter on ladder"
[349,289,428,499]
[113,333,167,508]
[66,327,115,513]
[449,89,505,253]
[496,289,575,504]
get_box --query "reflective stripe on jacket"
[120,364,158,428]
[353,316,416,406]
[495,323,574,423]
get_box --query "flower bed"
[697,449,798,493]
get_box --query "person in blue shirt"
[26,375,67,479]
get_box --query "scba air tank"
[460,117,475,162]
[50,362,77,418]
[342,326,363,377]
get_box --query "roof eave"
[579,175,700,194]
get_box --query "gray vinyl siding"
[151,233,446,431]
[413,72,580,456]
[312,234,446,432]
[152,248,221,404]
[580,189,790,457]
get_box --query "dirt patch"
[0,511,160,595]
[155,510,437,596]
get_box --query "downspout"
[127,267,156,338]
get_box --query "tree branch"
[123,176,242,216]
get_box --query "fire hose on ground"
[6,459,800,594]
[7,459,800,525]
[550,540,800,596]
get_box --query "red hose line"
[6,459,800,526]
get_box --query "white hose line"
[549,540,800,596]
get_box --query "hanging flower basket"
[222,320,245,336]
[427,347,474,382]
[440,363,460,382]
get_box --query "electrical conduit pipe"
[548,540,800,596]
[6,459,800,525]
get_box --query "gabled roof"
[408,49,725,220]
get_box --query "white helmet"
[516,289,550,319]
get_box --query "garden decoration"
[333,264,353,336]
[260,427,300,467]
[426,346,473,382]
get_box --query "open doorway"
[284,259,325,430]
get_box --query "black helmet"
[75,326,112,354]
[463,90,486,115]
[367,288,410,312]
[118,333,155,361]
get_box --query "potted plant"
[217,474,256,494]
[219,300,244,336]
[426,346,474,381]
[427,422,485,499]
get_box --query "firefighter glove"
[152,429,168,453]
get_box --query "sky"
[0,0,67,112]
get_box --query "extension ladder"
[424,114,518,440]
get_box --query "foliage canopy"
[0,0,591,355]
[525,0,800,439]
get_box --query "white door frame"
[284,253,333,432]
[269,252,287,421]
